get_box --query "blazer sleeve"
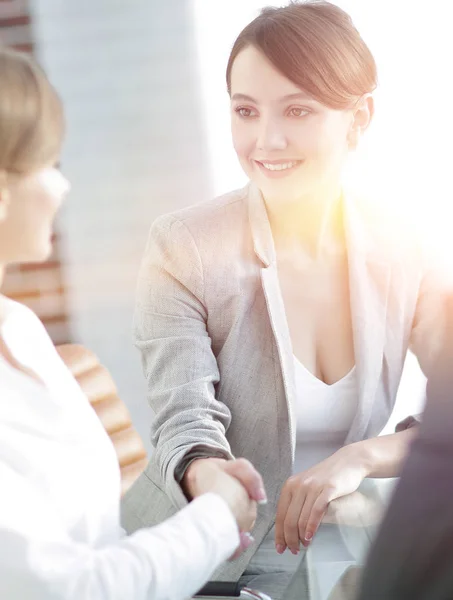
[134,214,234,509]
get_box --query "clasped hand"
[183,457,267,558]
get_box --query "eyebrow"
[231,92,313,103]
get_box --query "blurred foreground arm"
[358,296,453,600]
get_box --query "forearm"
[354,428,418,478]
[181,455,228,500]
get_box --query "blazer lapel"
[248,183,391,450]
[248,184,296,461]
[343,193,391,443]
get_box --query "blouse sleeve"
[0,460,239,600]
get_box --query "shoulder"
[348,190,453,314]
[149,186,249,242]
[137,187,252,294]
[0,295,55,357]
[0,295,43,332]
[347,188,445,267]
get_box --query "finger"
[228,531,255,561]
[275,486,292,554]
[224,458,267,504]
[241,500,257,532]
[284,492,306,555]
[304,492,330,543]
[297,489,323,547]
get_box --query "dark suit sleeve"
[357,298,453,600]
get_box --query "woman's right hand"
[183,457,266,532]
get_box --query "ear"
[348,94,374,150]
[0,171,11,223]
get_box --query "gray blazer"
[122,183,449,581]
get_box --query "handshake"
[182,457,266,557]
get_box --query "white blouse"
[294,356,359,473]
[0,298,239,600]
[249,357,360,576]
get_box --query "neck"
[264,183,345,259]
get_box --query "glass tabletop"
[195,477,397,600]
[302,478,396,600]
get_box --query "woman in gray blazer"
[122,1,451,583]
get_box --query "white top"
[250,357,360,576]
[0,298,239,600]
[294,356,359,473]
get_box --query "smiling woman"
[228,44,373,209]
[123,1,453,593]
[226,1,376,211]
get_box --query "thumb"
[224,458,267,504]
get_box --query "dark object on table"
[195,581,271,599]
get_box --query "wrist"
[182,457,226,499]
[352,440,374,477]
[181,459,205,499]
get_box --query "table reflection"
[305,478,396,600]
[194,473,396,600]
[229,478,395,600]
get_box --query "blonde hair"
[0,48,64,175]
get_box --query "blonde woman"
[0,48,265,600]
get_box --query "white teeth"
[260,161,298,171]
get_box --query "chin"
[258,179,307,203]
[25,242,53,264]
[37,245,53,263]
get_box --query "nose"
[256,116,287,152]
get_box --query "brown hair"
[226,1,377,109]
[0,48,64,175]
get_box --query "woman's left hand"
[274,444,368,555]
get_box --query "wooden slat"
[0,14,30,28]
[76,365,118,405]
[7,260,62,273]
[56,344,99,378]
[0,1,29,21]
[0,23,32,45]
[1,267,65,297]
[12,291,66,320]
[110,426,147,468]
[10,42,33,52]
[90,395,132,436]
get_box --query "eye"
[235,106,257,118]
[288,107,309,118]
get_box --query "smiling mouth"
[255,160,302,172]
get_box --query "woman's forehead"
[230,47,315,103]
